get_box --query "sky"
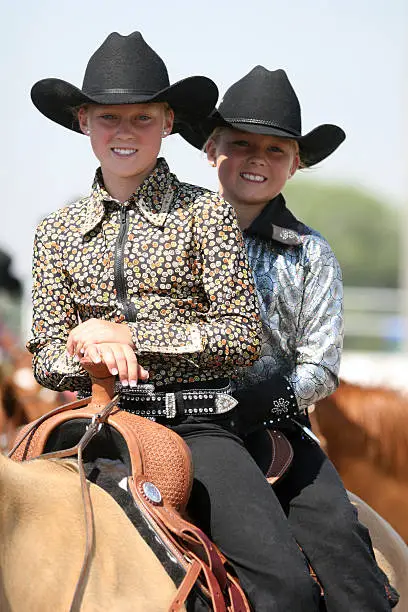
[2,0,407,284]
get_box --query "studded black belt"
[117,382,238,419]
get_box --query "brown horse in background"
[312,380,408,543]
[0,322,72,452]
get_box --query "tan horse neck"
[0,453,184,612]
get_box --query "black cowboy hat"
[31,31,218,135]
[180,66,345,166]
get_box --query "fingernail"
[73,355,79,362]
[129,380,138,388]
[94,356,101,363]
[111,368,118,375]
[80,348,85,355]
[121,379,129,387]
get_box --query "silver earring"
[162,130,167,136]
[86,129,90,135]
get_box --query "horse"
[2,371,407,610]
[348,491,408,609]
[1,451,406,611]
[0,450,185,612]
[312,379,408,543]
[0,334,72,453]
[4,370,253,612]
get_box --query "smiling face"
[206,128,299,225]
[78,103,174,201]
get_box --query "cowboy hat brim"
[179,112,345,166]
[31,76,219,135]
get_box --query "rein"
[41,395,119,612]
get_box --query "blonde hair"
[70,101,172,122]
[70,103,88,122]
[203,126,227,151]
[205,126,310,169]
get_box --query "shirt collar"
[244,193,304,246]
[81,157,175,235]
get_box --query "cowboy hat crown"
[219,66,303,136]
[180,65,345,166]
[31,31,219,134]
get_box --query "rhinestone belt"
[117,383,238,419]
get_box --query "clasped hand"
[67,319,148,385]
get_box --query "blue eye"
[138,115,151,121]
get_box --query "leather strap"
[129,477,251,611]
[168,560,202,611]
[133,477,227,589]
[7,396,92,459]
[27,396,119,612]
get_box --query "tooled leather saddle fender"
[10,373,294,611]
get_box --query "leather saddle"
[10,374,294,611]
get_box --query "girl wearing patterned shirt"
[180,67,395,611]
[26,32,318,610]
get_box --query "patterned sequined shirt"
[233,194,343,412]
[27,158,261,395]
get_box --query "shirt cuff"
[233,374,300,431]
[53,349,90,391]
[128,321,204,355]
[267,376,299,425]
[53,349,87,375]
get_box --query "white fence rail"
[341,351,408,393]
[344,287,406,346]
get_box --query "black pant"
[246,426,392,611]
[172,421,321,611]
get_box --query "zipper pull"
[120,207,127,224]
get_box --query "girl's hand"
[80,343,148,386]
[67,319,134,357]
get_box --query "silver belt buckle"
[165,393,177,418]
[215,393,238,414]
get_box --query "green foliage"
[283,178,400,288]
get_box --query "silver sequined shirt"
[233,196,344,411]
